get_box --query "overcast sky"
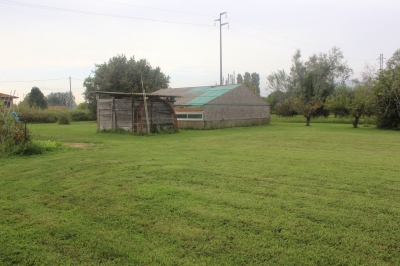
[1,0,399,104]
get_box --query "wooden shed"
[152,84,270,129]
[94,91,179,132]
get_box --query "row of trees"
[224,71,261,94]
[266,47,400,129]
[21,87,77,109]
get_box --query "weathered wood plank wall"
[98,98,175,131]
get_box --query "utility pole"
[215,12,229,86]
[377,54,386,71]
[69,76,72,109]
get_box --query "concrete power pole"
[69,76,72,109]
[377,54,386,71]
[215,12,229,86]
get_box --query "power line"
[228,29,374,62]
[0,0,213,27]
[227,19,377,57]
[92,0,214,18]
[0,78,68,83]
[0,0,378,57]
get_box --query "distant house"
[152,84,270,129]
[0,93,18,108]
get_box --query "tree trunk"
[306,116,311,126]
[353,115,360,128]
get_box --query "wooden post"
[141,75,150,134]
[132,95,135,133]
[112,97,115,129]
[150,101,153,127]
[96,93,100,130]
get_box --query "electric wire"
[0,78,68,83]
[90,0,377,57]
[0,0,377,61]
[228,29,374,62]
[92,0,214,18]
[0,0,213,27]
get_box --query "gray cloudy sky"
[1,0,399,103]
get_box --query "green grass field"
[1,122,399,265]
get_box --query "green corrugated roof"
[186,85,240,106]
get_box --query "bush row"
[271,114,376,125]
[14,106,96,123]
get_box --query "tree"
[324,85,352,118]
[76,102,88,111]
[348,84,375,128]
[266,47,353,124]
[251,72,260,94]
[27,87,47,109]
[374,50,400,128]
[243,72,252,88]
[47,92,76,108]
[386,49,400,70]
[83,54,170,116]
[236,74,243,84]
[266,70,291,109]
[294,71,324,126]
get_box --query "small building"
[0,93,18,108]
[152,84,270,129]
[94,91,179,132]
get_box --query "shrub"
[69,110,93,121]
[58,112,70,124]
[14,104,95,123]
[0,112,34,156]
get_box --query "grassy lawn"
[1,122,399,265]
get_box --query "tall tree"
[374,49,400,128]
[251,72,260,94]
[27,87,47,109]
[236,74,243,84]
[47,92,76,107]
[243,72,252,88]
[267,47,352,124]
[83,54,170,116]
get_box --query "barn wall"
[203,105,269,121]
[203,85,270,121]
[97,97,176,132]
[178,117,269,129]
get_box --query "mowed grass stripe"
[0,122,399,265]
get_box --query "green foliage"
[14,104,94,123]
[69,110,95,121]
[98,127,130,134]
[374,49,400,129]
[47,91,76,107]
[26,86,48,109]
[57,112,70,125]
[274,97,298,117]
[236,72,260,94]
[0,112,59,156]
[83,54,170,117]
[267,47,353,124]
[325,85,352,117]
[271,114,376,125]
[250,72,260,94]
[76,102,88,111]
[236,73,243,84]
[1,122,400,264]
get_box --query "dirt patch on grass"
[62,142,96,148]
